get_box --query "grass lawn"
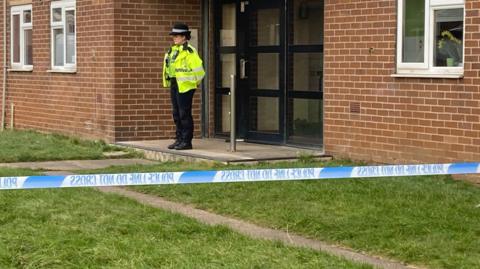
[83,160,480,269]
[0,130,138,163]
[0,168,41,177]
[0,187,371,269]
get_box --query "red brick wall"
[1,0,116,141]
[113,0,202,141]
[0,3,4,127]
[324,0,480,163]
[0,0,203,142]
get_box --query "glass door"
[215,1,239,136]
[215,0,284,143]
[286,0,324,146]
[241,0,284,143]
[215,0,324,147]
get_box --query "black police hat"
[169,23,191,36]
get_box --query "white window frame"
[396,0,465,77]
[50,0,76,71]
[10,4,33,70]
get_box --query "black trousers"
[170,79,195,145]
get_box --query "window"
[11,5,33,70]
[396,0,464,77]
[51,0,76,70]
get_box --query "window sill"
[391,73,463,79]
[47,69,77,74]
[8,68,33,72]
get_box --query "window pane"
[292,0,324,45]
[252,9,280,46]
[220,3,236,47]
[66,10,76,64]
[288,98,323,145]
[291,53,323,92]
[220,54,236,88]
[255,53,279,90]
[23,10,31,24]
[402,0,424,63]
[221,94,231,133]
[24,29,33,65]
[54,28,64,66]
[12,14,20,63]
[249,96,279,133]
[52,8,62,22]
[434,9,463,67]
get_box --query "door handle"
[240,1,249,13]
[240,59,248,79]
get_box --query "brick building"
[0,0,479,164]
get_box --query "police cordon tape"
[1,162,479,190]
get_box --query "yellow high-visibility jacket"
[162,43,205,93]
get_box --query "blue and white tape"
[1,162,479,190]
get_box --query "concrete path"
[0,158,157,171]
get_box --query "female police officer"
[163,23,205,150]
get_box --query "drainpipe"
[1,0,7,131]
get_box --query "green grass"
[0,167,41,177]
[0,130,140,162]
[83,160,480,269]
[0,187,371,269]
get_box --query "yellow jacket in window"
[163,43,205,93]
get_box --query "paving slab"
[118,138,330,163]
[0,139,329,171]
[0,158,157,171]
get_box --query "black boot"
[168,140,181,149]
[174,142,192,150]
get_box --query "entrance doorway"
[215,0,324,147]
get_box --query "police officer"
[163,23,205,150]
